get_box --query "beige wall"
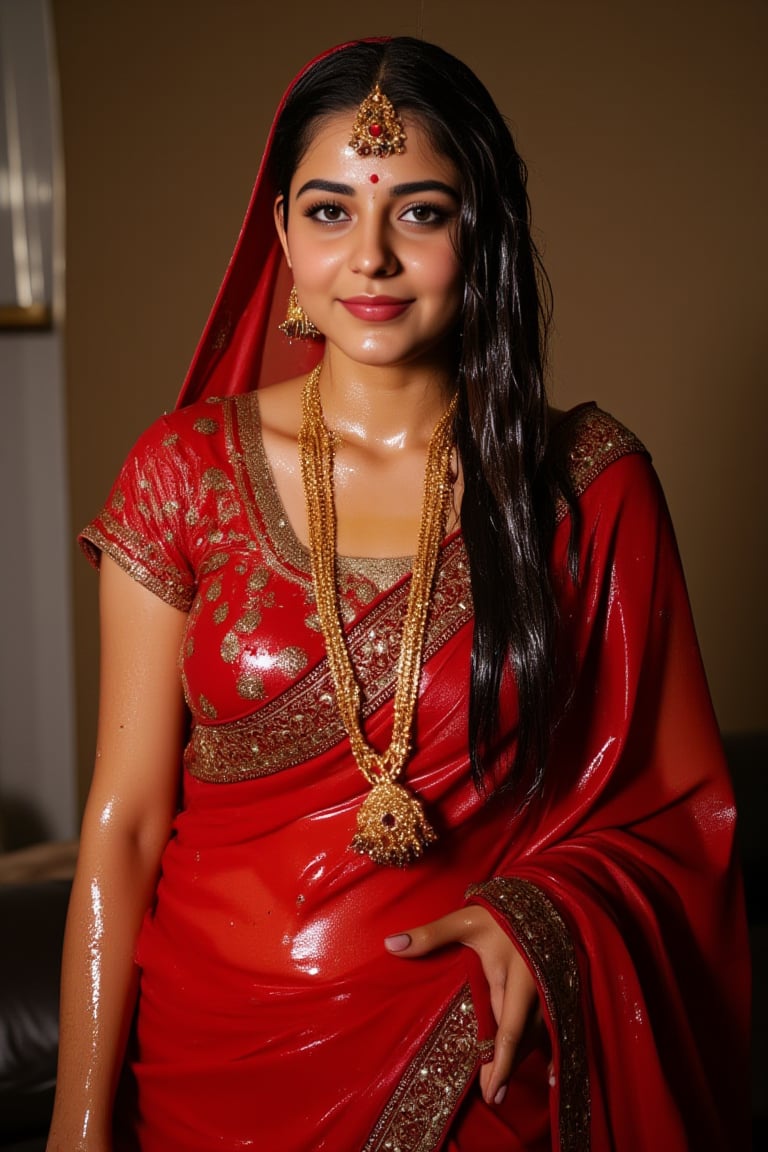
[53,1,768,802]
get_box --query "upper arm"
[82,555,188,857]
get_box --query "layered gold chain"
[298,365,458,865]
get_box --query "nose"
[349,215,399,278]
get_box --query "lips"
[340,295,413,322]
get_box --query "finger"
[384,907,485,957]
[478,1008,528,1105]
[385,907,517,1037]
[482,963,539,1105]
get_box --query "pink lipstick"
[340,296,412,321]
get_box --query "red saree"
[80,394,751,1151]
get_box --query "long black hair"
[270,38,557,794]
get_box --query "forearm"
[46,541,188,1149]
[47,813,170,1151]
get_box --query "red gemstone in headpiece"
[349,85,406,159]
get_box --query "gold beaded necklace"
[298,364,458,867]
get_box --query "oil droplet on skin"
[80,877,106,1140]
[80,1104,92,1142]
[87,878,104,1017]
[98,800,114,829]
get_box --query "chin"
[330,330,458,370]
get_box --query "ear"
[274,195,292,268]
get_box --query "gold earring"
[279,286,320,339]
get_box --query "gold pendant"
[351,778,437,868]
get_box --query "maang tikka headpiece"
[349,84,407,158]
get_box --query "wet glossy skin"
[274,112,464,373]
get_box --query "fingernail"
[493,1085,507,1106]
[384,933,411,953]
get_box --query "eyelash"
[402,202,450,225]
[303,200,348,223]
[302,200,451,226]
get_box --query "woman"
[48,37,750,1152]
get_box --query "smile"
[340,296,413,322]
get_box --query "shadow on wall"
[727,732,768,924]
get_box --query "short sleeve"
[79,416,197,611]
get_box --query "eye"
[304,200,350,224]
[399,202,451,226]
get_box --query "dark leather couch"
[0,879,70,1151]
[0,846,74,1152]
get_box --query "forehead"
[292,110,459,188]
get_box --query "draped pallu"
[81,395,750,1151]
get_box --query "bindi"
[369,173,380,184]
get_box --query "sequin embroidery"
[362,986,481,1152]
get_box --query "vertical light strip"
[0,11,33,306]
[43,0,64,322]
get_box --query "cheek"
[289,237,344,288]
[416,246,462,295]
[439,262,465,329]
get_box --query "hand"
[385,904,547,1106]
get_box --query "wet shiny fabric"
[82,399,750,1151]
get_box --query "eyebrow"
[295,178,459,201]
[391,180,459,201]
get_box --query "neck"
[318,350,456,451]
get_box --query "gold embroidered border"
[466,877,589,1151]
[362,985,480,1152]
[552,405,647,525]
[185,535,472,782]
[224,394,312,591]
[79,523,194,612]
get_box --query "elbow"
[79,791,176,885]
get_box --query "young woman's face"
[274,111,463,370]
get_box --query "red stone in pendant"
[369,123,382,137]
